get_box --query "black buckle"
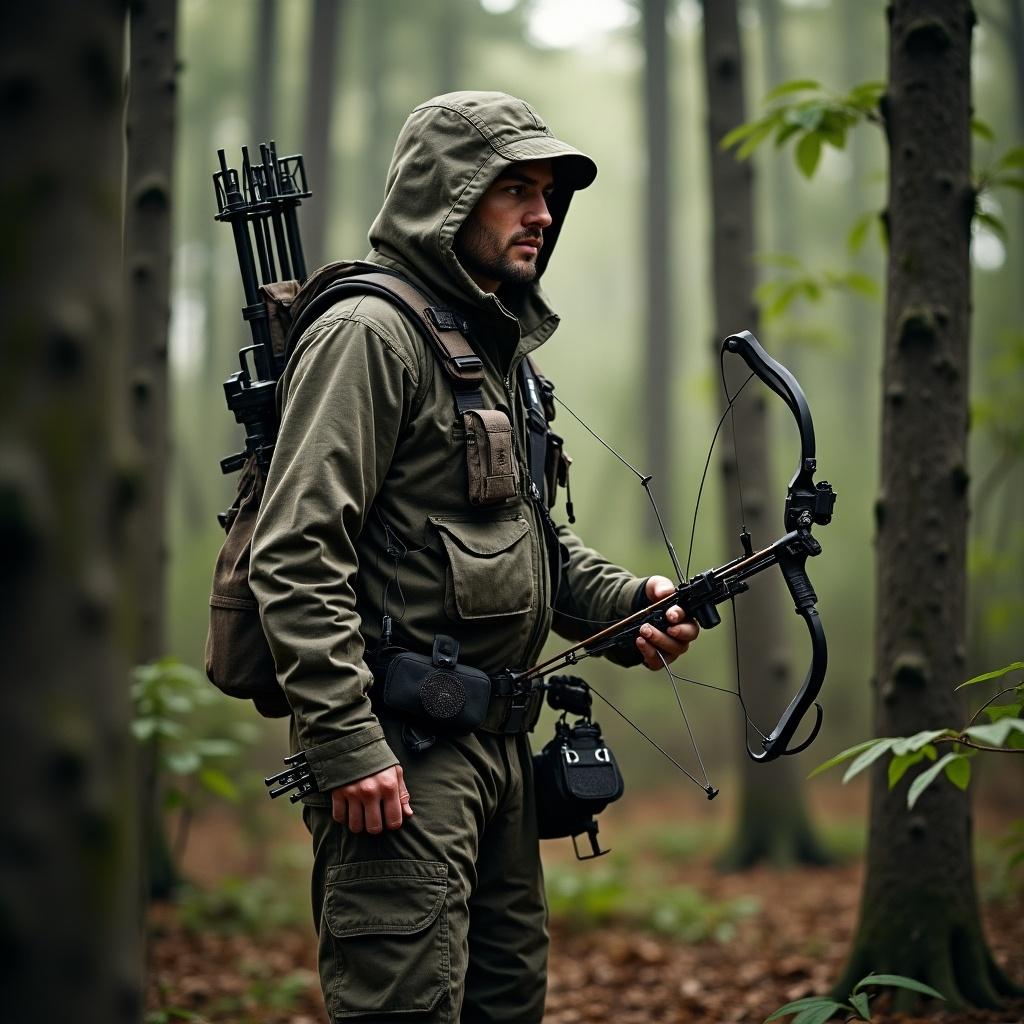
[431,634,460,669]
[452,354,483,373]
[502,684,537,734]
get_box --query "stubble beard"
[454,219,541,288]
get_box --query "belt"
[480,672,544,735]
[368,644,544,737]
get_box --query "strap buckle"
[502,682,541,734]
[427,306,471,334]
[452,354,483,374]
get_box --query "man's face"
[454,159,555,294]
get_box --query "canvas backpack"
[204,266,545,718]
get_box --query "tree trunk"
[251,0,275,146]
[301,0,343,273]
[125,0,178,901]
[701,0,829,870]
[837,0,1019,1008]
[640,0,674,522]
[0,4,141,1020]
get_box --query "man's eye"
[504,185,523,196]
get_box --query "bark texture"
[837,0,1019,1008]
[641,0,674,523]
[0,3,140,1020]
[125,0,178,900]
[701,0,828,869]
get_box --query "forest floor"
[145,784,1024,1024]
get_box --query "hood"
[366,91,597,326]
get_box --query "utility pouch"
[379,635,492,751]
[533,676,624,859]
[463,408,519,506]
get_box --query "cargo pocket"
[429,514,536,620]
[322,859,449,1018]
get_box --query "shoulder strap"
[519,356,549,501]
[284,269,485,412]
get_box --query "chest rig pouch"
[379,635,492,752]
[533,675,624,859]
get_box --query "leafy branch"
[721,78,884,179]
[765,972,944,1023]
[809,661,1024,809]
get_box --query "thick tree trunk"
[0,4,141,1020]
[125,0,178,901]
[301,0,343,273]
[701,0,828,870]
[837,1,1018,1008]
[640,0,674,522]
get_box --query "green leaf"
[194,738,241,759]
[843,738,898,783]
[888,747,933,789]
[199,767,240,802]
[837,271,880,299]
[131,718,158,742]
[991,173,1024,193]
[907,753,960,809]
[737,118,780,159]
[853,973,946,1000]
[944,755,971,791]
[764,996,838,1022]
[721,116,772,151]
[975,210,1007,239]
[795,133,822,179]
[963,718,1024,747]
[792,1003,848,1024]
[956,661,1024,689]
[847,211,876,254]
[165,750,202,775]
[808,739,886,779]
[984,702,1023,723]
[972,118,995,142]
[774,122,802,148]
[786,102,826,133]
[891,730,951,756]
[993,145,1024,170]
[764,79,821,103]
[845,80,885,111]
[848,991,871,1020]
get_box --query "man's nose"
[524,195,553,229]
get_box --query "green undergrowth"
[544,858,759,941]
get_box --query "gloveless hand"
[331,764,413,833]
[635,574,700,670]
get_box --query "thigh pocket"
[430,514,536,620]
[322,858,449,1018]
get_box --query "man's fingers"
[363,796,384,835]
[331,792,348,827]
[347,799,365,834]
[396,766,414,818]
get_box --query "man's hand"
[635,575,700,671]
[331,765,413,834]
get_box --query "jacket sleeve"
[550,525,648,667]
[249,308,420,793]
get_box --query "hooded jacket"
[250,92,644,794]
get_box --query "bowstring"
[549,381,758,793]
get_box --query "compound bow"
[510,330,837,798]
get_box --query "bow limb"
[747,543,827,762]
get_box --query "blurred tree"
[252,0,275,144]
[837,0,1020,1007]
[701,0,828,869]
[124,0,179,900]
[640,0,675,522]
[434,0,465,95]
[0,4,141,1020]
[301,0,345,272]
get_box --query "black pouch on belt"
[533,676,624,859]
[379,635,491,751]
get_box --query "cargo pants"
[302,711,548,1023]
